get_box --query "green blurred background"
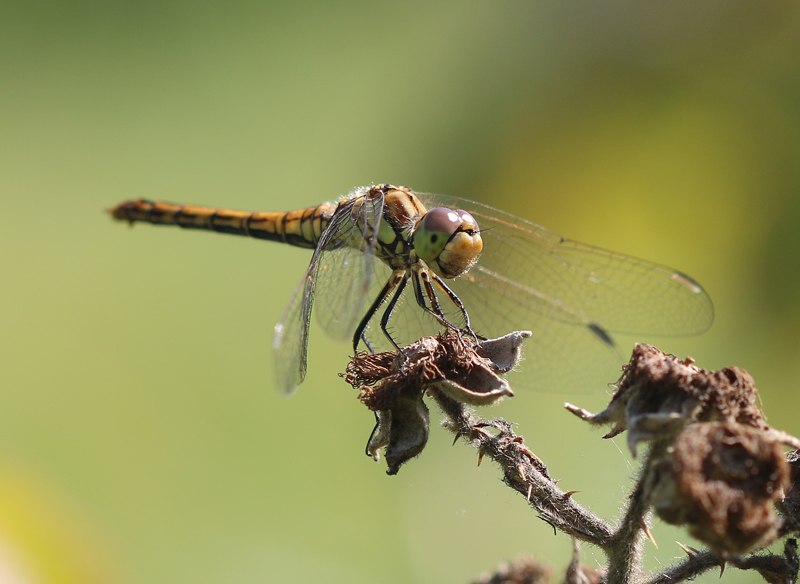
[2,1,800,583]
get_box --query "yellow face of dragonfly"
[414,206,483,279]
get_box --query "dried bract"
[343,330,527,474]
[563,542,604,584]
[562,563,603,584]
[648,421,790,554]
[471,556,551,584]
[566,344,767,455]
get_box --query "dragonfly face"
[412,206,483,279]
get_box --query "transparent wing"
[272,263,315,396]
[314,193,385,341]
[401,192,715,393]
[272,191,385,395]
[353,260,444,352]
[446,267,624,393]
[356,260,626,393]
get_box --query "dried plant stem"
[346,335,800,583]
[431,389,799,584]
[642,539,799,584]
[641,550,722,584]
[604,442,670,584]
[433,388,654,583]
[431,390,614,545]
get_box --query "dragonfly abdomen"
[109,199,335,249]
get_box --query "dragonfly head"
[414,207,483,278]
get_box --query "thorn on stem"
[641,522,658,548]
[676,541,700,557]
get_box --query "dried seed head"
[471,556,552,584]
[563,562,604,584]
[648,421,790,554]
[343,330,527,474]
[567,344,768,455]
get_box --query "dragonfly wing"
[313,191,385,343]
[416,192,714,392]
[273,261,317,396]
[419,193,714,336]
[272,190,385,395]
[446,269,623,392]
[355,260,446,352]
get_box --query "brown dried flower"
[343,329,528,474]
[566,344,768,455]
[648,421,790,554]
[471,556,551,584]
[562,562,604,584]
[563,540,605,584]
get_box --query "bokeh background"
[2,1,800,583]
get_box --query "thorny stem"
[605,470,648,584]
[432,388,655,584]
[347,335,800,584]
[642,549,722,584]
[643,539,799,584]
[430,390,614,546]
[434,392,798,584]
[605,441,669,584]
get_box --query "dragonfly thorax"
[369,186,426,271]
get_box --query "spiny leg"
[430,273,483,342]
[364,271,410,459]
[360,334,375,353]
[411,271,449,325]
[411,268,477,341]
[414,268,477,339]
[352,271,404,353]
[379,274,409,353]
[413,269,468,334]
[355,271,404,458]
[419,269,450,325]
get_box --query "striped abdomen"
[109,199,336,249]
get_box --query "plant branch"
[431,390,614,546]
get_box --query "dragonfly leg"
[414,268,478,342]
[379,275,409,354]
[410,269,460,332]
[352,270,404,353]
[412,271,446,321]
[412,269,483,344]
[365,410,381,457]
[431,273,484,343]
[360,333,375,353]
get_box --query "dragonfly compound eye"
[415,207,483,278]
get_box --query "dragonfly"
[110,184,713,395]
